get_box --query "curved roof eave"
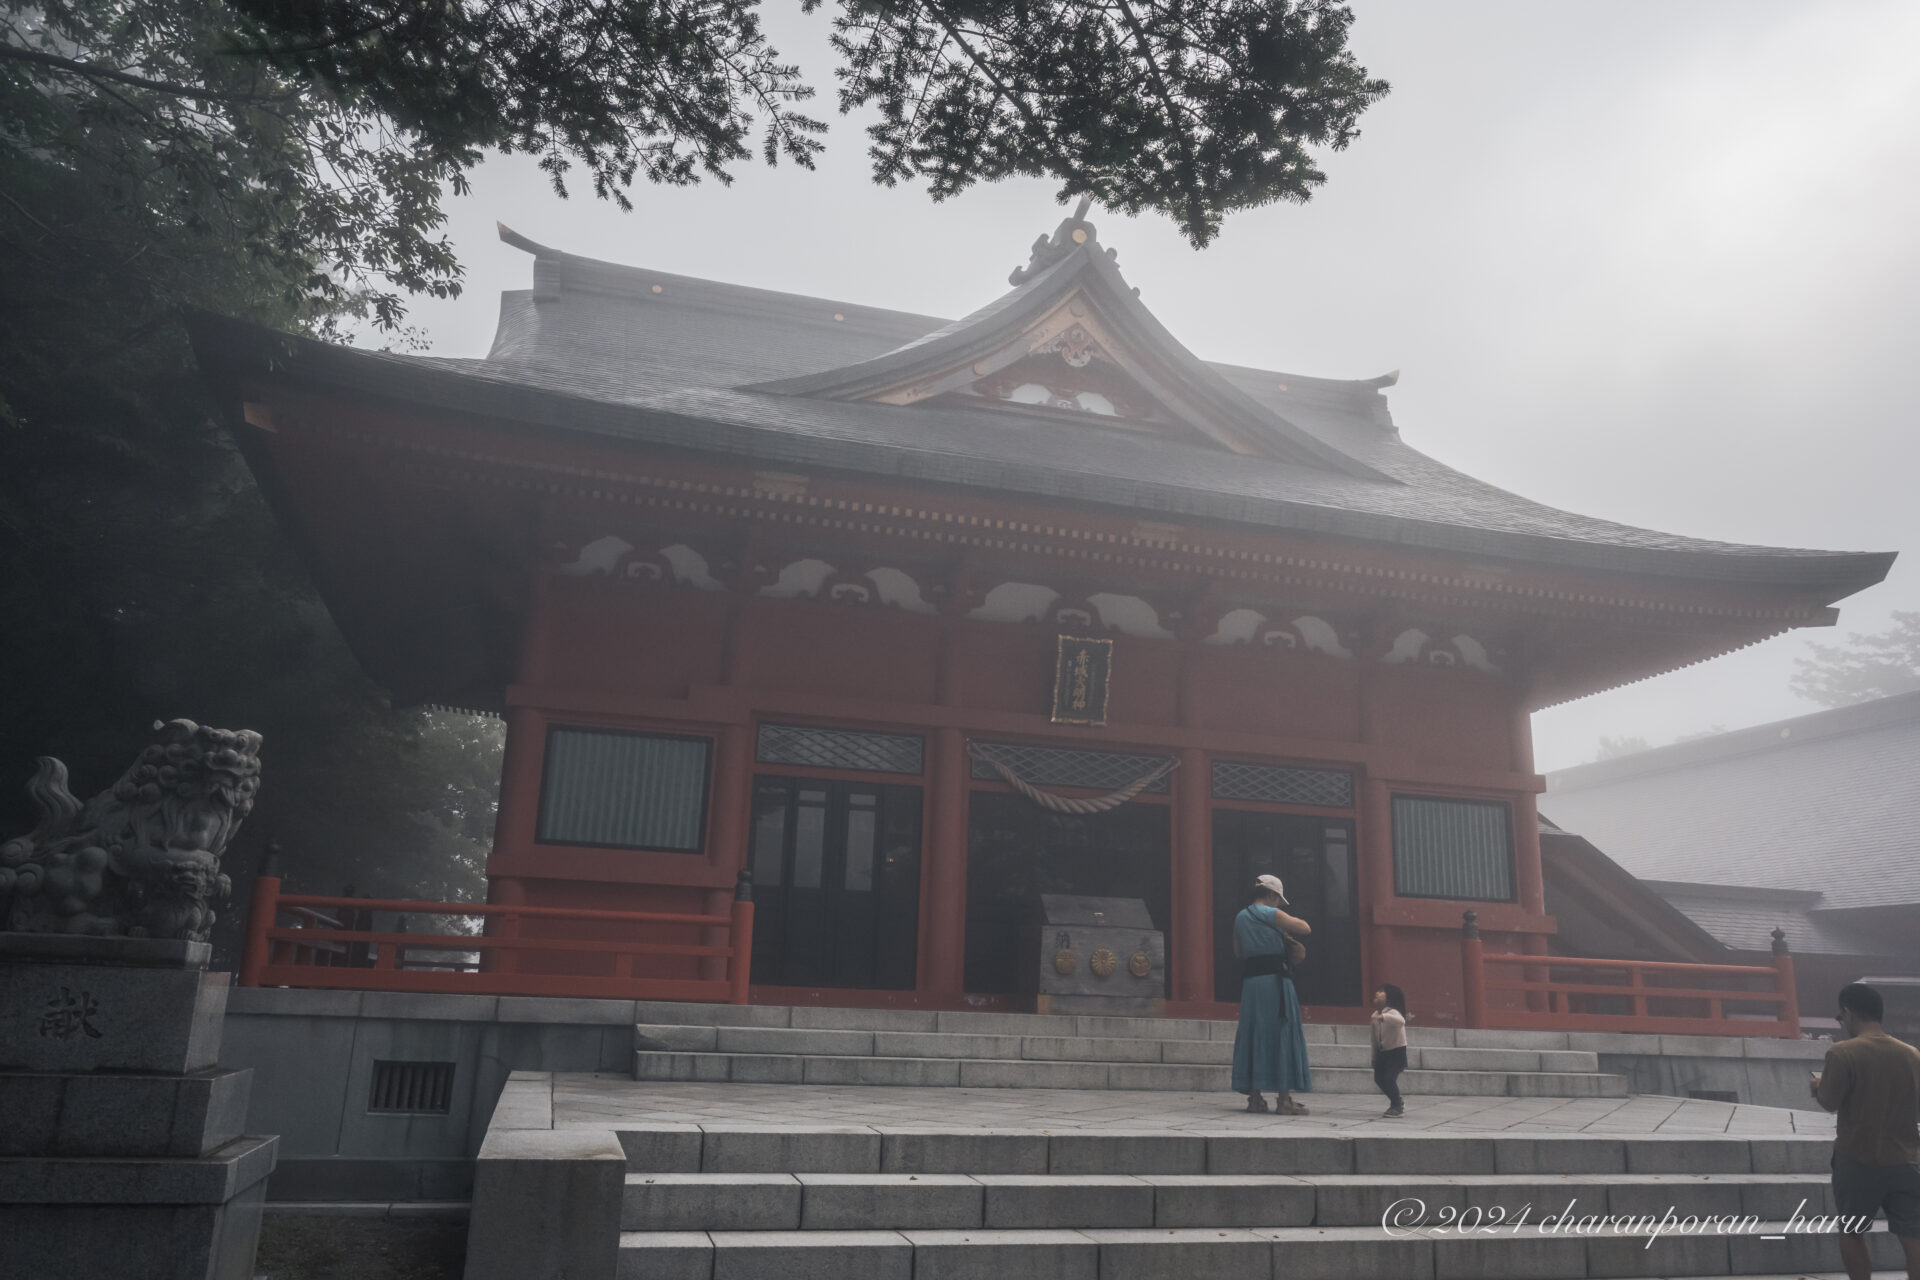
[188,314,1896,601]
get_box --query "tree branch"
[915,2,1048,138]
[1109,0,1205,227]
[0,41,294,104]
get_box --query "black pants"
[1373,1046,1407,1109]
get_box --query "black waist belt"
[1242,953,1290,980]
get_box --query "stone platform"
[462,1069,1910,1280]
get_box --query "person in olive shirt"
[1811,983,1920,1280]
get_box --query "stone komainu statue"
[0,720,262,942]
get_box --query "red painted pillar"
[1170,747,1212,1004]
[490,707,544,864]
[1510,698,1547,917]
[1509,699,1550,1010]
[1353,663,1394,1006]
[703,723,754,983]
[482,706,543,974]
[1358,776,1397,999]
[922,726,970,999]
[1513,789,1550,1011]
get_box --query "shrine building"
[194,209,1892,1024]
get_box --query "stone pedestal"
[0,932,277,1280]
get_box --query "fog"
[390,1,1920,770]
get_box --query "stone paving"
[549,1072,1837,1138]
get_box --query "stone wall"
[221,989,634,1201]
[1591,1032,1831,1110]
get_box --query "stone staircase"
[632,1001,1630,1098]
[613,1124,1896,1279]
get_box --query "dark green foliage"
[226,0,826,199]
[826,0,1388,245]
[1791,612,1920,708]
[1,2,496,958]
[209,0,1384,246]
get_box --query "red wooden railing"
[239,871,755,1004]
[1460,910,1799,1038]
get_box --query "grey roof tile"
[191,230,1893,594]
[1651,893,1864,956]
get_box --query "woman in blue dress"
[1231,874,1314,1114]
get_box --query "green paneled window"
[535,727,710,852]
[1390,795,1515,902]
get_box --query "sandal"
[1279,1099,1310,1115]
[1245,1093,1270,1114]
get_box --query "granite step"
[631,1048,1626,1096]
[634,1022,1602,1074]
[635,999,1486,1046]
[612,1124,1829,1178]
[616,1219,1905,1280]
[629,1000,1814,1061]
[621,1169,1838,1231]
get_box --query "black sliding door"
[748,776,922,989]
[1211,810,1360,1007]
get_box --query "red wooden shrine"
[200,210,1890,1029]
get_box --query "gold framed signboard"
[1051,635,1113,726]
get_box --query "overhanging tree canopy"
[0,0,1384,952]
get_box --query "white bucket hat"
[1254,874,1290,905]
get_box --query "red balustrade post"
[488,879,525,975]
[238,849,282,987]
[728,869,756,1005]
[1461,910,1487,1029]
[1771,928,1800,1038]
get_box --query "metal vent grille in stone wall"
[756,723,925,775]
[970,742,1173,794]
[1211,761,1354,809]
[368,1060,456,1114]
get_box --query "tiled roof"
[1542,693,1920,913]
[191,222,1893,595]
[1642,883,1865,956]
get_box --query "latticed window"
[969,741,1172,793]
[1391,795,1514,901]
[1211,761,1353,809]
[756,723,925,776]
[536,727,710,852]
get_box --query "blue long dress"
[1230,904,1313,1096]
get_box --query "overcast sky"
[390,0,1920,772]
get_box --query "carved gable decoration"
[950,320,1163,424]
[745,207,1389,479]
[809,279,1265,453]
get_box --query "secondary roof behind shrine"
[1544,692,1920,915]
[201,210,1892,595]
